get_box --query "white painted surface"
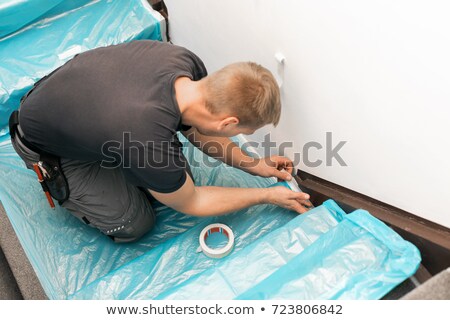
[166,0,450,228]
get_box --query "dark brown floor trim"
[296,170,450,275]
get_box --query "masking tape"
[280,169,302,192]
[279,169,314,208]
[198,223,234,259]
[285,177,302,192]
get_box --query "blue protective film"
[270,181,291,189]
[0,0,65,38]
[236,206,421,300]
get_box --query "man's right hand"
[266,186,312,214]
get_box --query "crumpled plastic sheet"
[70,198,344,299]
[69,196,420,300]
[0,0,163,135]
[236,207,421,299]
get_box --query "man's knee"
[106,203,156,243]
[59,159,157,242]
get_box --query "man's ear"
[218,116,239,130]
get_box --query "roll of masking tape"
[198,223,234,259]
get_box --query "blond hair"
[203,62,281,127]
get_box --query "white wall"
[166,0,450,228]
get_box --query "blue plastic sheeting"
[0,0,162,135]
[69,199,343,299]
[236,208,421,299]
[69,198,420,300]
[0,0,65,38]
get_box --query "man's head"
[195,62,281,136]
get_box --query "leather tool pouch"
[38,154,70,203]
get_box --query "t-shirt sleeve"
[121,140,189,193]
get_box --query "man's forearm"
[181,186,269,217]
[210,137,255,171]
[149,175,311,216]
[183,128,256,172]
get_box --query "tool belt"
[9,110,69,208]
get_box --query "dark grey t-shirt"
[19,40,207,193]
